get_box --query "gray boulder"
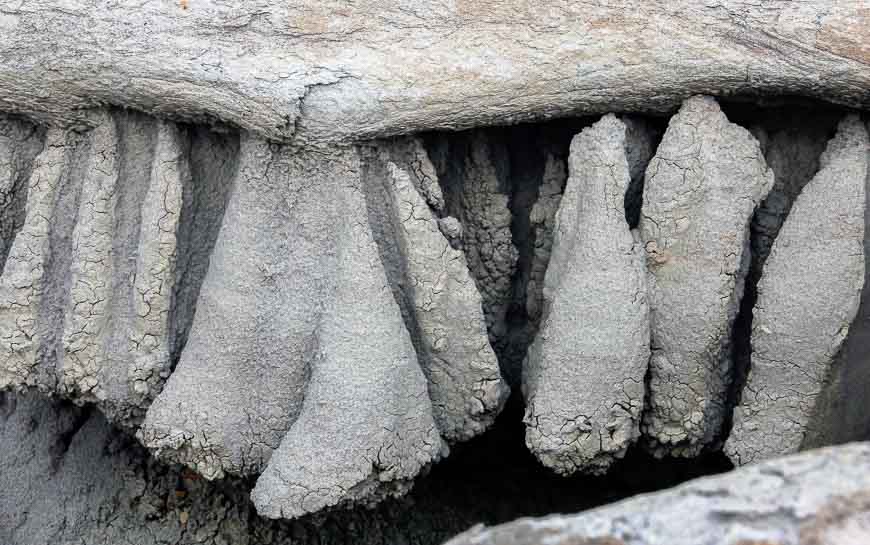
[640,95,774,456]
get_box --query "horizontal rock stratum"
[0,2,867,143]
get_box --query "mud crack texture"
[639,96,774,457]
[727,115,869,465]
[523,115,649,475]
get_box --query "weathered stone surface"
[640,96,774,456]
[249,173,444,517]
[138,138,332,479]
[1,2,867,143]
[362,138,508,442]
[59,114,186,425]
[727,116,869,465]
[426,132,518,371]
[0,112,228,427]
[444,442,870,545]
[803,119,870,452]
[0,127,63,391]
[523,115,649,474]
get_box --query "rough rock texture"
[804,119,870,451]
[139,141,445,516]
[0,112,228,426]
[1,2,867,142]
[640,96,774,456]
[361,138,509,442]
[137,134,508,518]
[0,111,510,520]
[444,442,870,545]
[727,116,869,465]
[523,115,649,475]
[426,131,520,381]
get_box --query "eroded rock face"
[727,116,869,465]
[427,132,519,371]
[523,115,649,474]
[0,112,231,426]
[138,135,506,518]
[640,96,774,456]
[444,442,870,545]
[0,111,508,520]
[362,138,508,442]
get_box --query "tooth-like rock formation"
[361,139,508,442]
[0,111,507,519]
[640,96,774,456]
[523,115,649,475]
[727,116,869,465]
[444,442,870,545]
[1,2,867,143]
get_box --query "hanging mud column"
[640,96,774,457]
[727,116,869,465]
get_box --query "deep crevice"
[0,117,45,273]
[422,120,592,387]
[168,124,240,368]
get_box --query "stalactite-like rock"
[727,116,869,465]
[523,114,649,475]
[362,138,508,442]
[640,96,774,456]
[0,127,66,391]
[426,132,519,375]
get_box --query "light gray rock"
[640,96,774,456]
[727,115,869,465]
[59,114,185,425]
[362,138,509,442]
[523,115,649,475]
[139,139,353,479]
[250,154,444,517]
[0,2,867,143]
[427,132,518,370]
[0,112,225,427]
[802,119,870,451]
[0,127,66,391]
[443,442,870,545]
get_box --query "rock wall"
[0,95,869,539]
